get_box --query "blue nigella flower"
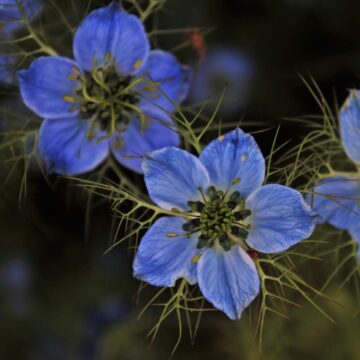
[17,2,189,175]
[133,129,316,319]
[0,0,43,36]
[189,47,254,115]
[311,90,360,256]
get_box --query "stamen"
[231,226,249,239]
[182,218,200,232]
[229,191,241,203]
[233,209,252,221]
[68,73,79,81]
[68,105,79,113]
[197,187,207,203]
[191,255,201,263]
[187,201,205,212]
[219,234,232,251]
[207,186,217,200]
[133,59,143,70]
[64,96,76,103]
[197,235,210,249]
[71,66,81,77]
[167,233,178,238]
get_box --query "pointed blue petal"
[311,176,360,230]
[143,147,210,211]
[111,108,180,174]
[197,246,260,320]
[38,117,109,175]
[73,2,149,75]
[18,56,81,118]
[199,129,265,198]
[133,217,199,286]
[136,50,190,111]
[340,90,360,164]
[246,184,316,253]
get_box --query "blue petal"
[136,50,190,111]
[133,217,199,286]
[143,147,210,211]
[111,108,180,174]
[197,245,260,320]
[199,129,265,198]
[310,176,360,230]
[340,90,360,164]
[38,117,109,175]
[18,56,81,119]
[245,184,316,253]
[73,2,149,75]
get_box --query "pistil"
[182,185,252,251]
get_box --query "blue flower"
[133,129,316,320]
[17,2,189,175]
[0,0,43,36]
[189,47,254,115]
[310,90,360,256]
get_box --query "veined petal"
[18,56,81,119]
[245,184,316,253]
[73,2,149,75]
[111,108,180,174]
[136,50,190,112]
[310,176,360,230]
[133,217,199,286]
[199,129,265,198]
[197,245,260,320]
[143,147,210,211]
[340,90,360,164]
[38,117,109,175]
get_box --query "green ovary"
[183,186,252,252]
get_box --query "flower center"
[65,55,150,141]
[182,185,252,251]
[78,67,139,132]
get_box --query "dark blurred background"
[0,0,360,359]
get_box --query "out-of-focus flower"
[0,0,43,36]
[310,90,360,257]
[0,255,33,315]
[0,52,16,84]
[82,299,127,360]
[18,2,189,175]
[133,129,316,319]
[189,47,254,115]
